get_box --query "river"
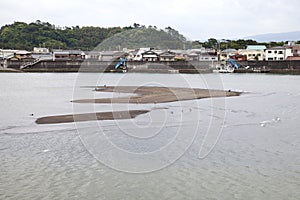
[0,73,299,199]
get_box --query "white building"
[219,49,238,61]
[33,47,50,54]
[239,49,265,61]
[238,45,267,61]
[133,48,152,61]
[265,47,293,61]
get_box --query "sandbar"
[72,86,241,104]
[36,110,150,124]
[36,86,241,124]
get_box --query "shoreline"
[3,60,300,74]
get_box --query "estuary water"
[0,73,299,200]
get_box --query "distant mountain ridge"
[244,31,300,42]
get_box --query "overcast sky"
[0,0,299,40]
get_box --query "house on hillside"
[265,46,293,61]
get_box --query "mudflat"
[72,86,241,104]
[36,86,241,124]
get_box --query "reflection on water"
[0,73,299,199]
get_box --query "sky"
[0,0,299,41]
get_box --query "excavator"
[113,57,127,73]
[227,58,241,69]
[214,58,246,73]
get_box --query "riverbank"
[0,67,22,73]
[3,60,300,74]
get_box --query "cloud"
[0,0,299,40]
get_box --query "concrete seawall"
[7,60,214,73]
[6,60,300,74]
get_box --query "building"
[159,51,176,61]
[0,49,17,60]
[229,54,247,61]
[126,50,139,61]
[291,45,300,56]
[52,50,85,61]
[10,50,33,61]
[185,52,198,61]
[84,51,101,60]
[246,45,267,51]
[141,50,159,61]
[33,47,50,54]
[133,48,153,61]
[219,49,238,61]
[199,52,218,61]
[238,49,265,61]
[99,51,125,61]
[286,56,300,61]
[265,46,293,61]
[284,44,300,57]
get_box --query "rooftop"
[246,45,267,50]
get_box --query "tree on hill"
[96,26,190,50]
[0,20,123,50]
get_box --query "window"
[268,58,274,60]
[279,57,284,60]
[258,54,261,56]
[278,51,283,54]
[274,51,277,53]
[268,51,272,53]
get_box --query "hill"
[0,21,126,50]
[0,21,189,51]
[97,26,189,50]
[244,31,300,42]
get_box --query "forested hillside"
[0,20,297,51]
[97,26,189,50]
[0,20,125,50]
[0,21,189,50]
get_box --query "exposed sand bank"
[72,86,241,104]
[36,110,150,124]
[36,86,241,124]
